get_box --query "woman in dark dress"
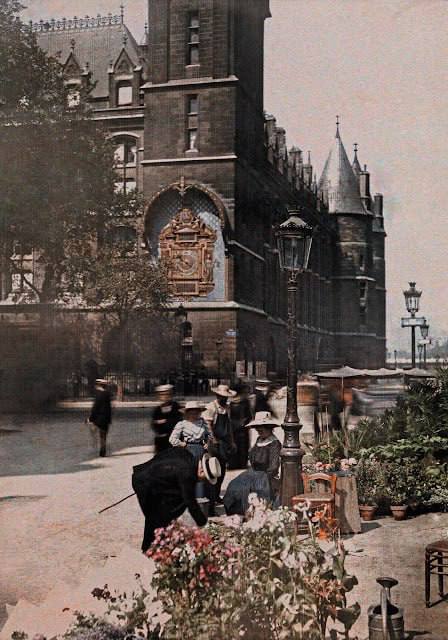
[223,412,281,516]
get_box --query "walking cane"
[98,492,135,514]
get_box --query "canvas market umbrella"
[362,368,405,377]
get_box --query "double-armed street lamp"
[275,207,315,507]
[401,282,425,368]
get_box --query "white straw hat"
[246,411,277,429]
[210,384,236,397]
[201,455,221,485]
[155,384,174,393]
[183,400,206,411]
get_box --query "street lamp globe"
[420,321,429,339]
[276,209,314,273]
[403,282,422,317]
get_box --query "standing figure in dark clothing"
[254,379,275,415]
[203,384,236,513]
[87,378,112,457]
[132,448,221,552]
[228,384,252,470]
[151,384,183,453]
[223,412,281,516]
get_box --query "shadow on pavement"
[0,407,154,478]
[0,495,47,503]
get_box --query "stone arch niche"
[144,181,227,301]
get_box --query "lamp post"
[215,338,223,385]
[175,304,188,395]
[275,207,315,507]
[418,343,423,368]
[420,321,429,369]
[402,282,422,368]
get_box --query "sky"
[23,0,448,353]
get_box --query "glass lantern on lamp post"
[275,207,315,507]
[420,321,429,369]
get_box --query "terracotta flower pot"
[359,504,377,521]
[390,505,408,521]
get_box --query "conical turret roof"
[352,143,362,177]
[318,125,367,214]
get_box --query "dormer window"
[66,84,80,108]
[187,12,199,65]
[117,82,133,106]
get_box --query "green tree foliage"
[0,1,118,302]
[0,0,64,111]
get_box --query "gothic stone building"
[2,0,386,381]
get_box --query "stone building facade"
[1,0,386,381]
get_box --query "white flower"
[224,514,243,529]
[348,457,358,465]
[184,542,196,562]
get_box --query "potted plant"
[383,461,409,520]
[355,459,380,521]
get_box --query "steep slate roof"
[36,17,141,98]
[318,126,367,215]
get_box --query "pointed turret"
[318,120,367,214]
[352,143,362,178]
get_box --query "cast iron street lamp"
[215,338,223,385]
[420,321,430,369]
[175,304,188,395]
[275,207,315,507]
[418,342,424,368]
[401,282,424,368]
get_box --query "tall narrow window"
[187,12,199,65]
[187,95,199,151]
[117,82,133,106]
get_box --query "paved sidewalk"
[1,410,448,638]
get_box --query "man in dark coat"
[151,384,183,453]
[132,448,221,553]
[88,378,112,457]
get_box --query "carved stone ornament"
[159,208,217,297]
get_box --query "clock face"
[174,249,199,278]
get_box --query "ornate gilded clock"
[159,208,217,297]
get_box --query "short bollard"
[367,577,405,640]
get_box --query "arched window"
[117,82,133,106]
[114,136,137,165]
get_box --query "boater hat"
[201,455,221,485]
[155,384,174,393]
[255,378,271,391]
[210,384,236,397]
[95,378,108,386]
[183,400,206,412]
[246,411,276,429]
